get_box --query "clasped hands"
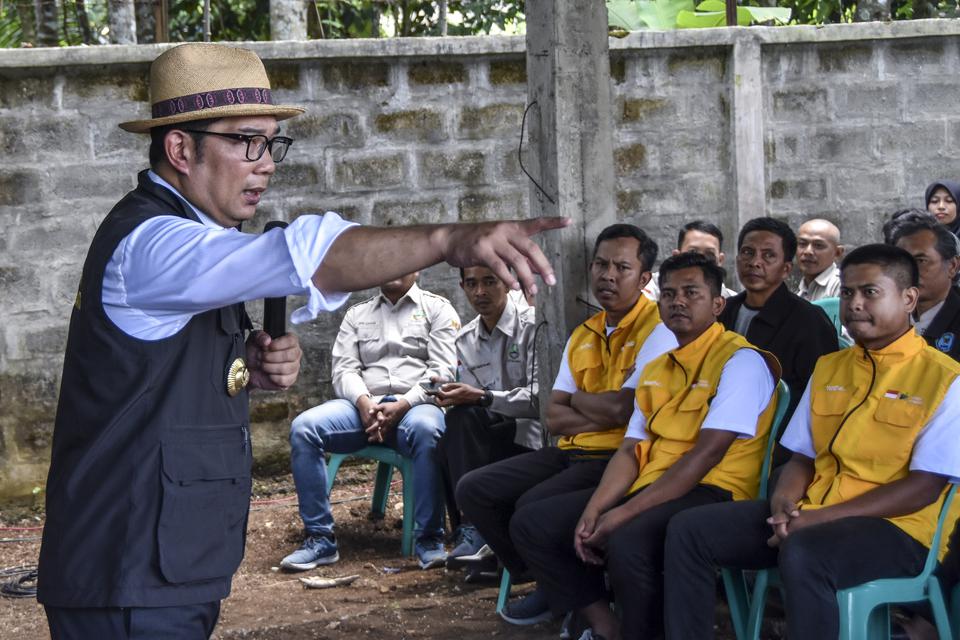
[765,495,823,547]
[357,394,411,443]
[573,506,630,566]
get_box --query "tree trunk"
[135,0,156,44]
[108,0,137,43]
[439,0,447,35]
[36,0,59,46]
[14,0,36,46]
[270,0,307,40]
[371,1,380,37]
[854,0,890,21]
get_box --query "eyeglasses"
[182,129,294,163]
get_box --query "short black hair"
[593,223,658,272]
[737,217,797,262]
[148,117,220,168]
[883,208,933,245]
[889,211,959,261]
[658,251,726,297]
[678,220,724,251]
[841,243,919,290]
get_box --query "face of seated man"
[895,229,959,316]
[796,219,842,282]
[840,263,918,350]
[658,266,725,345]
[461,266,509,322]
[675,230,725,267]
[589,236,649,322]
[736,230,792,305]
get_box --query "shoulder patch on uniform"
[937,332,955,353]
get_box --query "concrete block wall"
[763,36,960,242]
[2,23,960,498]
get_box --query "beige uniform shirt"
[332,284,460,407]
[456,299,542,449]
[797,262,841,301]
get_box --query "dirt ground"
[0,461,755,639]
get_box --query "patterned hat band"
[152,87,274,119]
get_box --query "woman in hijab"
[925,179,960,236]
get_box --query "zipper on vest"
[822,347,877,503]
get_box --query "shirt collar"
[378,282,421,309]
[147,169,224,230]
[813,262,839,287]
[477,297,519,340]
[915,298,947,333]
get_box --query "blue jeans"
[289,397,446,540]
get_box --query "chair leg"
[928,577,955,640]
[400,462,415,557]
[325,453,346,497]
[838,595,887,640]
[721,568,750,640]
[371,462,394,517]
[496,569,512,614]
[745,569,770,640]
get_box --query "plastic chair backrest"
[923,484,958,578]
[812,296,842,335]
[759,380,791,499]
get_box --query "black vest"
[38,171,253,607]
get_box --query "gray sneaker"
[280,534,339,571]
[415,536,447,569]
[499,586,554,625]
[450,526,486,558]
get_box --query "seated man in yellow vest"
[663,243,960,640]
[510,252,780,640]
[457,223,678,624]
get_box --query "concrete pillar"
[525,0,617,411]
[731,34,766,228]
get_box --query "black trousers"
[511,483,730,639]
[435,405,533,531]
[456,447,610,574]
[45,601,220,639]
[663,500,929,640]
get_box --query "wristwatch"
[478,389,494,408]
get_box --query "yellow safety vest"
[562,295,661,452]
[629,323,781,499]
[804,330,960,559]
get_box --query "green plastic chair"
[720,380,791,640]
[744,484,958,640]
[326,445,415,557]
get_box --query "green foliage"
[0,3,23,48]
[168,0,270,42]
[676,0,792,27]
[608,0,696,29]
[447,1,525,35]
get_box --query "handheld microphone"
[263,221,288,339]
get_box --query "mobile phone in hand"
[420,380,442,395]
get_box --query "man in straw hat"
[36,42,566,638]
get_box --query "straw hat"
[119,42,305,133]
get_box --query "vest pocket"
[874,397,924,428]
[812,388,856,416]
[157,426,252,584]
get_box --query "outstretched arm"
[313,218,569,298]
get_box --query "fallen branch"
[299,574,360,589]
